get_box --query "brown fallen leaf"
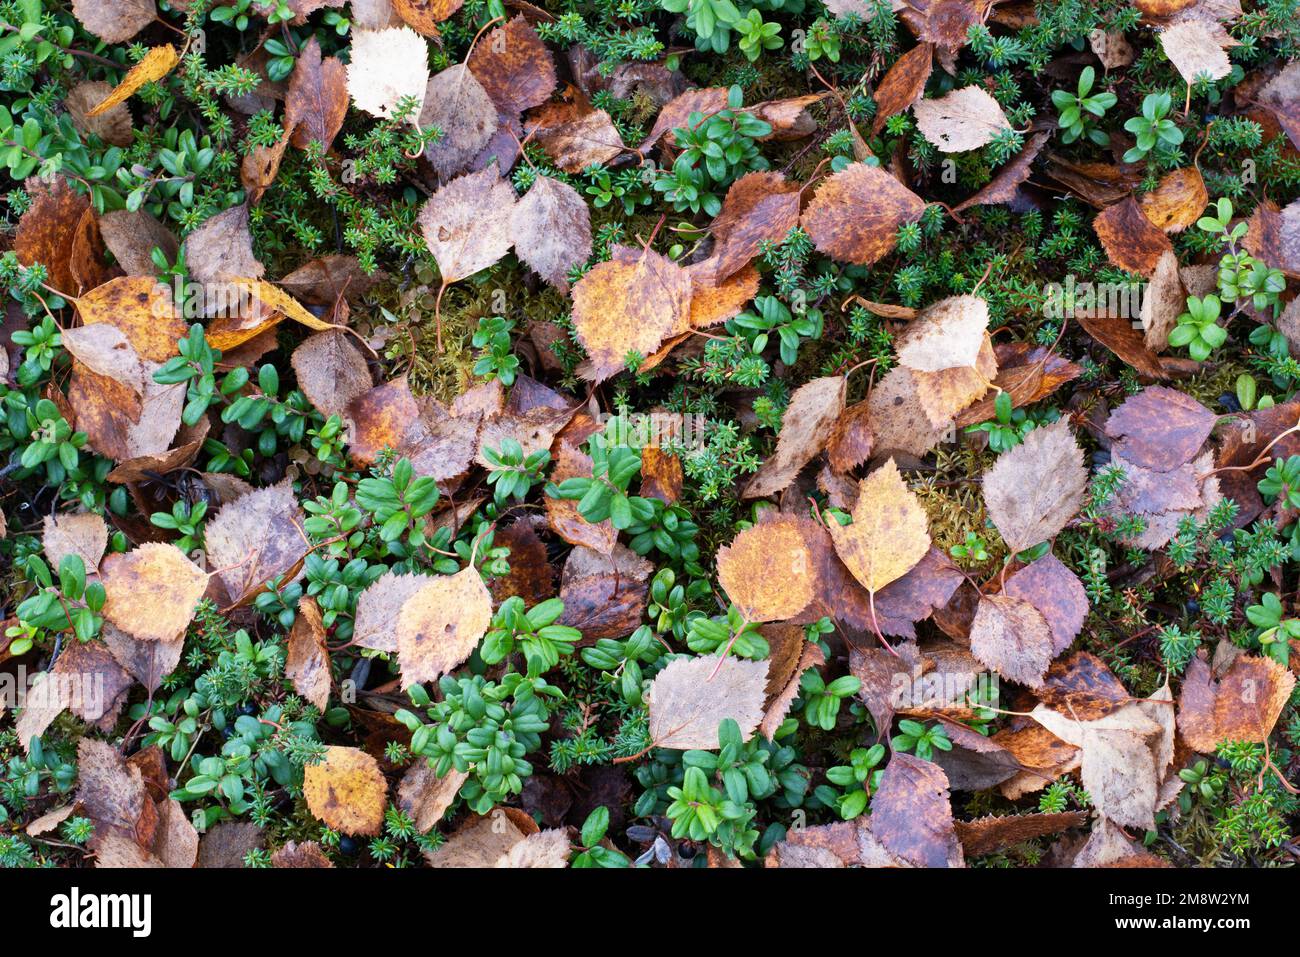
[1075,311,1168,380]
[393,0,462,34]
[570,244,690,382]
[14,176,88,297]
[88,46,180,117]
[65,81,134,147]
[801,163,927,266]
[639,87,729,152]
[346,27,430,120]
[914,85,1012,153]
[1002,553,1087,655]
[954,342,1082,428]
[529,105,625,172]
[183,203,263,284]
[396,565,493,686]
[1139,249,1186,352]
[872,43,934,136]
[826,398,874,473]
[496,828,571,868]
[303,746,388,836]
[870,753,964,867]
[995,723,1081,799]
[100,543,209,642]
[285,36,349,152]
[545,440,617,553]
[467,16,557,116]
[981,418,1087,552]
[969,593,1056,688]
[102,623,184,695]
[420,64,500,180]
[61,322,148,409]
[291,329,373,420]
[76,739,156,851]
[1093,196,1174,276]
[272,840,335,868]
[1176,652,1295,753]
[867,364,952,458]
[557,544,651,640]
[425,806,537,867]
[744,375,846,498]
[420,165,517,285]
[716,518,815,622]
[204,482,309,606]
[509,174,592,293]
[98,210,179,278]
[953,128,1051,212]
[1139,167,1209,233]
[955,811,1087,858]
[286,596,331,711]
[930,717,1023,791]
[706,172,803,282]
[397,763,468,832]
[646,655,769,749]
[1089,29,1136,70]
[1105,385,1216,471]
[872,547,965,639]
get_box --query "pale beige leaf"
[981,418,1086,552]
[346,27,430,120]
[969,593,1055,688]
[495,829,570,868]
[204,482,309,605]
[895,295,989,372]
[1160,21,1232,85]
[914,86,1011,153]
[43,511,108,571]
[647,655,769,749]
[509,175,592,293]
[396,565,493,686]
[418,166,516,283]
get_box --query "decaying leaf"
[291,329,373,420]
[285,36,349,152]
[392,0,463,35]
[529,105,625,172]
[285,596,331,710]
[1106,385,1216,472]
[707,172,803,282]
[43,511,109,571]
[1176,653,1295,753]
[646,655,769,749]
[982,418,1087,552]
[872,43,934,135]
[1002,553,1088,655]
[204,482,309,606]
[914,86,1012,153]
[869,754,964,867]
[509,175,592,293]
[1139,167,1209,234]
[716,517,815,622]
[100,543,209,642]
[303,746,388,836]
[744,375,846,498]
[398,763,468,832]
[829,459,931,597]
[183,203,263,284]
[396,565,493,686]
[969,593,1056,688]
[419,166,517,283]
[895,295,989,373]
[65,81,134,147]
[1160,21,1232,85]
[1093,196,1174,276]
[801,163,927,266]
[419,64,500,180]
[467,16,557,115]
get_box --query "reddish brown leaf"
[801,163,927,266]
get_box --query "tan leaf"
[801,163,927,265]
[396,565,493,686]
[183,203,264,284]
[102,622,184,694]
[419,64,500,180]
[911,336,998,426]
[867,365,950,458]
[286,596,331,710]
[43,511,108,571]
[496,829,571,868]
[829,458,931,594]
[530,107,625,173]
[346,27,430,121]
[571,245,690,382]
[419,166,517,282]
[1089,29,1135,70]
[827,399,874,473]
[896,295,990,372]
[72,0,156,45]
[303,746,388,836]
[204,482,309,605]
[981,418,1086,552]
[509,175,592,293]
[77,738,156,849]
[872,43,934,135]
[291,329,373,420]
[467,16,557,116]
[743,375,846,498]
[100,543,208,642]
[87,46,179,117]
[397,763,467,831]
[352,570,437,653]
[425,807,536,867]
[969,593,1056,688]
[272,840,334,868]
[1160,21,1232,85]
[65,81,134,147]
[1176,653,1295,753]
[869,754,964,867]
[61,323,148,405]
[646,654,769,749]
[98,210,179,277]
[1139,249,1186,351]
[707,171,802,281]
[914,85,1012,153]
[716,518,815,622]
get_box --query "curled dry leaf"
[396,565,493,686]
[419,64,500,180]
[829,458,932,595]
[646,654,769,750]
[956,812,1087,858]
[913,85,1012,153]
[715,517,815,622]
[827,399,874,473]
[1176,652,1295,753]
[1093,196,1174,276]
[969,593,1056,688]
[1075,312,1167,380]
[801,163,927,266]
[872,43,934,136]
[87,46,180,117]
[100,543,209,642]
[509,175,592,293]
[1105,385,1216,471]
[869,754,963,868]
[571,245,690,382]
[743,375,846,498]
[204,482,309,606]
[1139,249,1186,352]
[303,746,388,836]
[467,16,557,116]
[953,128,1051,213]
[956,343,1081,428]
[981,418,1087,553]
[425,806,537,867]
[285,596,331,711]
[346,27,430,121]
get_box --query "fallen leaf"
[272,840,334,868]
[291,329,373,420]
[1105,385,1216,471]
[955,811,1087,858]
[285,36,349,152]
[953,128,1051,212]
[827,399,874,473]
[1139,249,1186,351]
[1139,167,1209,233]
[1160,21,1232,85]
[869,754,964,867]
[872,43,934,135]
[1076,312,1168,379]
[914,85,1012,153]
[530,106,624,172]
[801,163,927,265]
[303,746,388,836]
[982,418,1087,552]
[286,596,331,710]
[88,46,180,117]
[398,763,468,831]
[396,565,493,686]
[65,81,134,146]
[716,518,815,622]
[744,375,846,498]
[100,543,208,642]
[204,482,309,605]
[955,344,1081,427]
[1176,652,1295,753]
[14,176,88,297]
[183,203,263,284]
[352,570,436,653]
[896,295,990,373]
[346,27,430,121]
[509,174,592,293]
[829,458,932,600]
[646,654,769,749]
[98,210,179,277]
[640,87,729,152]
[419,166,517,284]
[867,365,951,458]
[872,547,964,639]
[1002,553,1087,655]
[707,171,802,282]
[43,511,108,571]
[72,0,156,45]
[496,828,571,868]
[419,64,500,179]
[1093,196,1174,276]
[969,593,1056,688]
[425,807,536,867]
[392,0,462,34]
[467,16,557,115]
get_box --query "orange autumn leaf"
[303,746,388,836]
[715,517,815,622]
[87,46,180,117]
[801,163,927,266]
